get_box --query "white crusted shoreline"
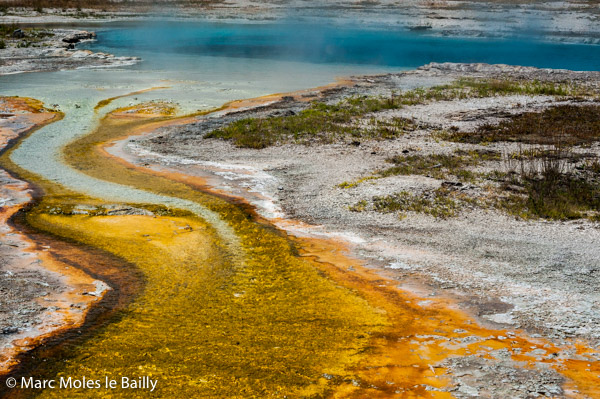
[0,27,139,75]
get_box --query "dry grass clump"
[498,141,600,220]
[448,105,600,145]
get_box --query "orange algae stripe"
[0,204,103,377]
[0,209,142,384]
[94,87,171,111]
[293,235,600,399]
[110,101,178,118]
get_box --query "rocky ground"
[128,62,600,354]
[0,170,65,349]
[0,26,139,75]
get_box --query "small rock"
[530,348,547,356]
[2,327,19,335]
[457,383,479,396]
[442,181,463,188]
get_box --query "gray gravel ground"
[0,166,66,355]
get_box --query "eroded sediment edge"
[0,97,111,376]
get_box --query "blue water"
[85,21,600,71]
[1,19,599,121]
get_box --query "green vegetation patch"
[397,78,576,103]
[454,78,573,97]
[378,149,499,182]
[0,24,55,48]
[447,105,600,145]
[205,97,417,148]
[207,78,577,149]
[0,23,20,37]
[372,188,461,219]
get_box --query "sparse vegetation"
[393,78,576,104]
[353,122,599,221]
[586,160,600,174]
[372,188,461,219]
[378,149,499,181]
[0,23,20,37]
[348,199,367,212]
[446,105,600,145]
[206,97,417,148]
[418,104,600,220]
[206,77,598,221]
[0,0,227,11]
[497,170,600,220]
[16,40,32,48]
[1,0,111,9]
[0,24,55,48]
[496,138,600,220]
[337,176,376,189]
[207,79,579,149]
[454,78,573,97]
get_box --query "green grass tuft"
[372,189,460,219]
[378,149,498,181]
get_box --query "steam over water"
[87,21,599,71]
[0,20,598,116]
